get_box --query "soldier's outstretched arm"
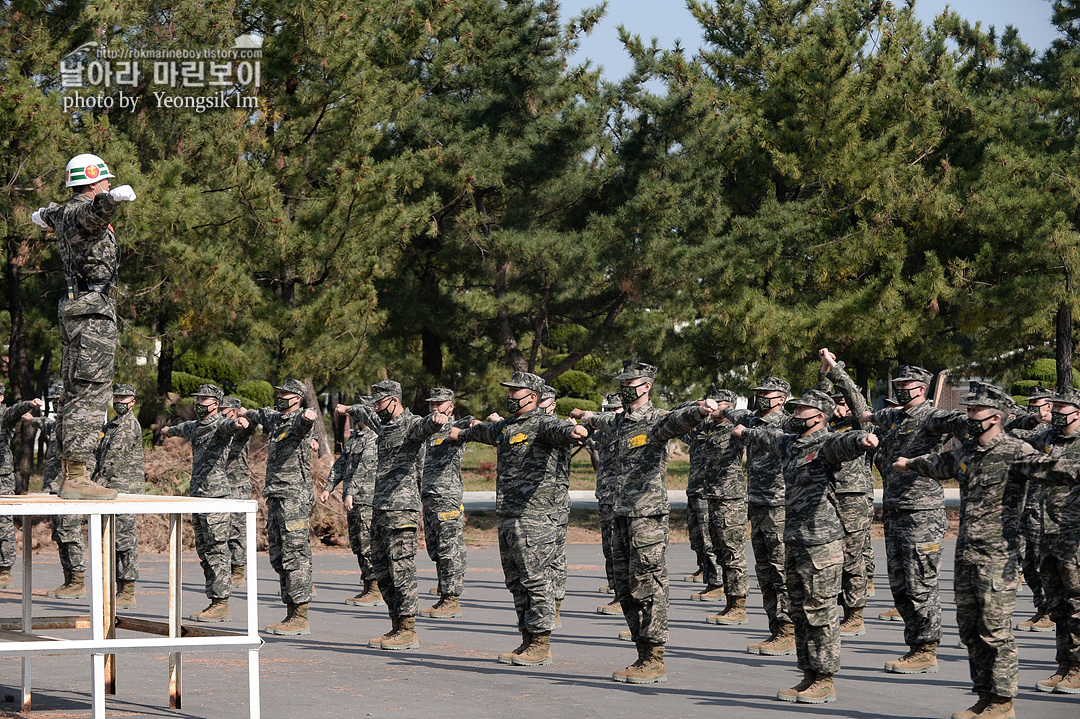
[819,349,870,418]
[167,420,199,443]
[456,421,501,446]
[75,192,123,234]
[741,424,790,459]
[822,429,876,466]
[896,449,960,481]
[1013,451,1080,486]
[654,401,715,442]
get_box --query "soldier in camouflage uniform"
[241,379,318,636]
[857,364,966,675]
[735,388,879,704]
[0,385,43,588]
[350,380,448,651]
[896,382,1033,719]
[162,384,249,621]
[574,362,716,684]
[91,383,144,607]
[594,394,624,617]
[539,384,573,629]
[222,397,257,588]
[326,398,381,607]
[724,376,795,655]
[34,154,136,501]
[679,389,727,603]
[419,388,474,619]
[818,350,876,637]
[453,371,587,666]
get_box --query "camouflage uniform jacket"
[906,432,1035,565]
[680,417,745,500]
[93,410,145,492]
[226,420,257,489]
[30,415,60,492]
[591,432,619,506]
[171,413,247,498]
[0,401,35,476]
[39,193,121,287]
[421,417,474,511]
[246,407,316,499]
[1006,419,1048,529]
[457,408,580,518]
[742,425,873,546]
[590,402,706,517]
[357,408,445,512]
[725,407,790,507]
[869,402,966,510]
[819,365,874,495]
[1022,426,1080,538]
[324,429,377,504]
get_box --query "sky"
[560,0,1060,80]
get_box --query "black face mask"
[620,383,645,407]
[966,416,991,437]
[113,402,130,416]
[754,395,777,413]
[506,394,528,414]
[894,386,919,405]
[195,403,213,420]
[376,400,397,423]
[1052,410,1076,429]
[274,397,294,413]
[790,414,820,433]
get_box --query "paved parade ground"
[0,540,1075,719]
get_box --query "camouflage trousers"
[550,507,569,601]
[884,507,945,646]
[955,561,1020,698]
[193,512,231,600]
[266,495,313,606]
[705,497,750,597]
[52,513,85,574]
[113,513,138,582]
[498,514,559,634]
[1039,534,1080,667]
[748,503,790,633]
[57,293,115,463]
[371,509,420,618]
[0,474,16,568]
[599,503,616,589]
[612,514,669,645]
[1019,516,1045,612]
[837,493,871,610]
[687,493,708,574]
[227,481,250,568]
[787,540,843,675]
[423,502,467,597]
[347,502,374,583]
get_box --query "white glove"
[31,209,47,229]
[109,185,137,202]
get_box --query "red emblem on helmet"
[85,164,100,179]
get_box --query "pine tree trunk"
[303,377,330,456]
[1057,301,1073,391]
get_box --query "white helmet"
[65,154,115,187]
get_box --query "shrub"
[555,397,598,416]
[236,379,275,408]
[553,369,596,399]
[1023,359,1080,387]
[174,352,246,390]
[171,371,214,397]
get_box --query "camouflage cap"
[789,388,836,416]
[47,381,63,399]
[602,393,622,410]
[1053,386,1080,408]
[425,387,455,403]
[614,361,657,381]
[370,379,402,400]
[1027,385,1055,402]
[113,382,137,397]
[894,365,933,386]
[961,381,1015,414]
[752,376,790,395]
[708,387,739,404]
[221,396,242,409]
[500,371,545,392]
[540,384,557,401]
[274,378,309,398]
[190,383,223,401]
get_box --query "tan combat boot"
[380,615,419,650]
[777,670,816,702]
[691,584,725,602]
[1056,664,1080,694]
[421,595,462,619]
[613,642,667,684]
[951,693,990,719]
[230,565,245,588]
[266,603,309,636]
[839,607,865,637]
[596,599,622,615]
[1035,663,1068,692]
[884,642,939,674]
[554,599,562,629]
[511,630,552,666]
[878,606,902,621]
[190,598,231,623]
[58,461,117,500]
[348,580,385,607]
[618,630,633,641]
[49,571,87,599]
[707,596,748,626]
[973,695,1014,718]
[115,580,136,608]
[498,631,531,664]
[369,616,398,649]
[46,569,73,598]
[0,567,12,589]
[684,568,704,583]
[866,578,876,598]
[797,673,835,704]
[599,584,614,594]
[750,623,796,656]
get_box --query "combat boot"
[839,607,865,637]
[115,580,136,608]
[48,571,86,599]
[266,603,309,635]
[596,599,622,615]
[230,565,246,588]
[866,578,876,598]
[599,584,614,594]
[973,695,1014,718]
[1055,664,1080,694]
[554,599,562,629]
[613,642,666,684]
[878,606,902,621]
[884,642,938,674]
[347,580,385,607]
[46,568,73,598]
[511,630,552,666]
[777,670,816,702]
[498,631,531,664]
[684,568,704,583]
[618,630,632,641]
[0,567,13,589]
[796,673,835,704]
[189,598,231,622]
[706,596,748,626]
[1036,664,1068,692]
[691,584,725,602]
[951,692,990,719]
[749,623,795,656]
[1017,610,1054,632]
[421,595,462,619]
[369,616,399,649]
[58,461,117,500]
[381,615,419,650]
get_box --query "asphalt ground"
[0,540,1075,719]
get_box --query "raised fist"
[109,185,137,202]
